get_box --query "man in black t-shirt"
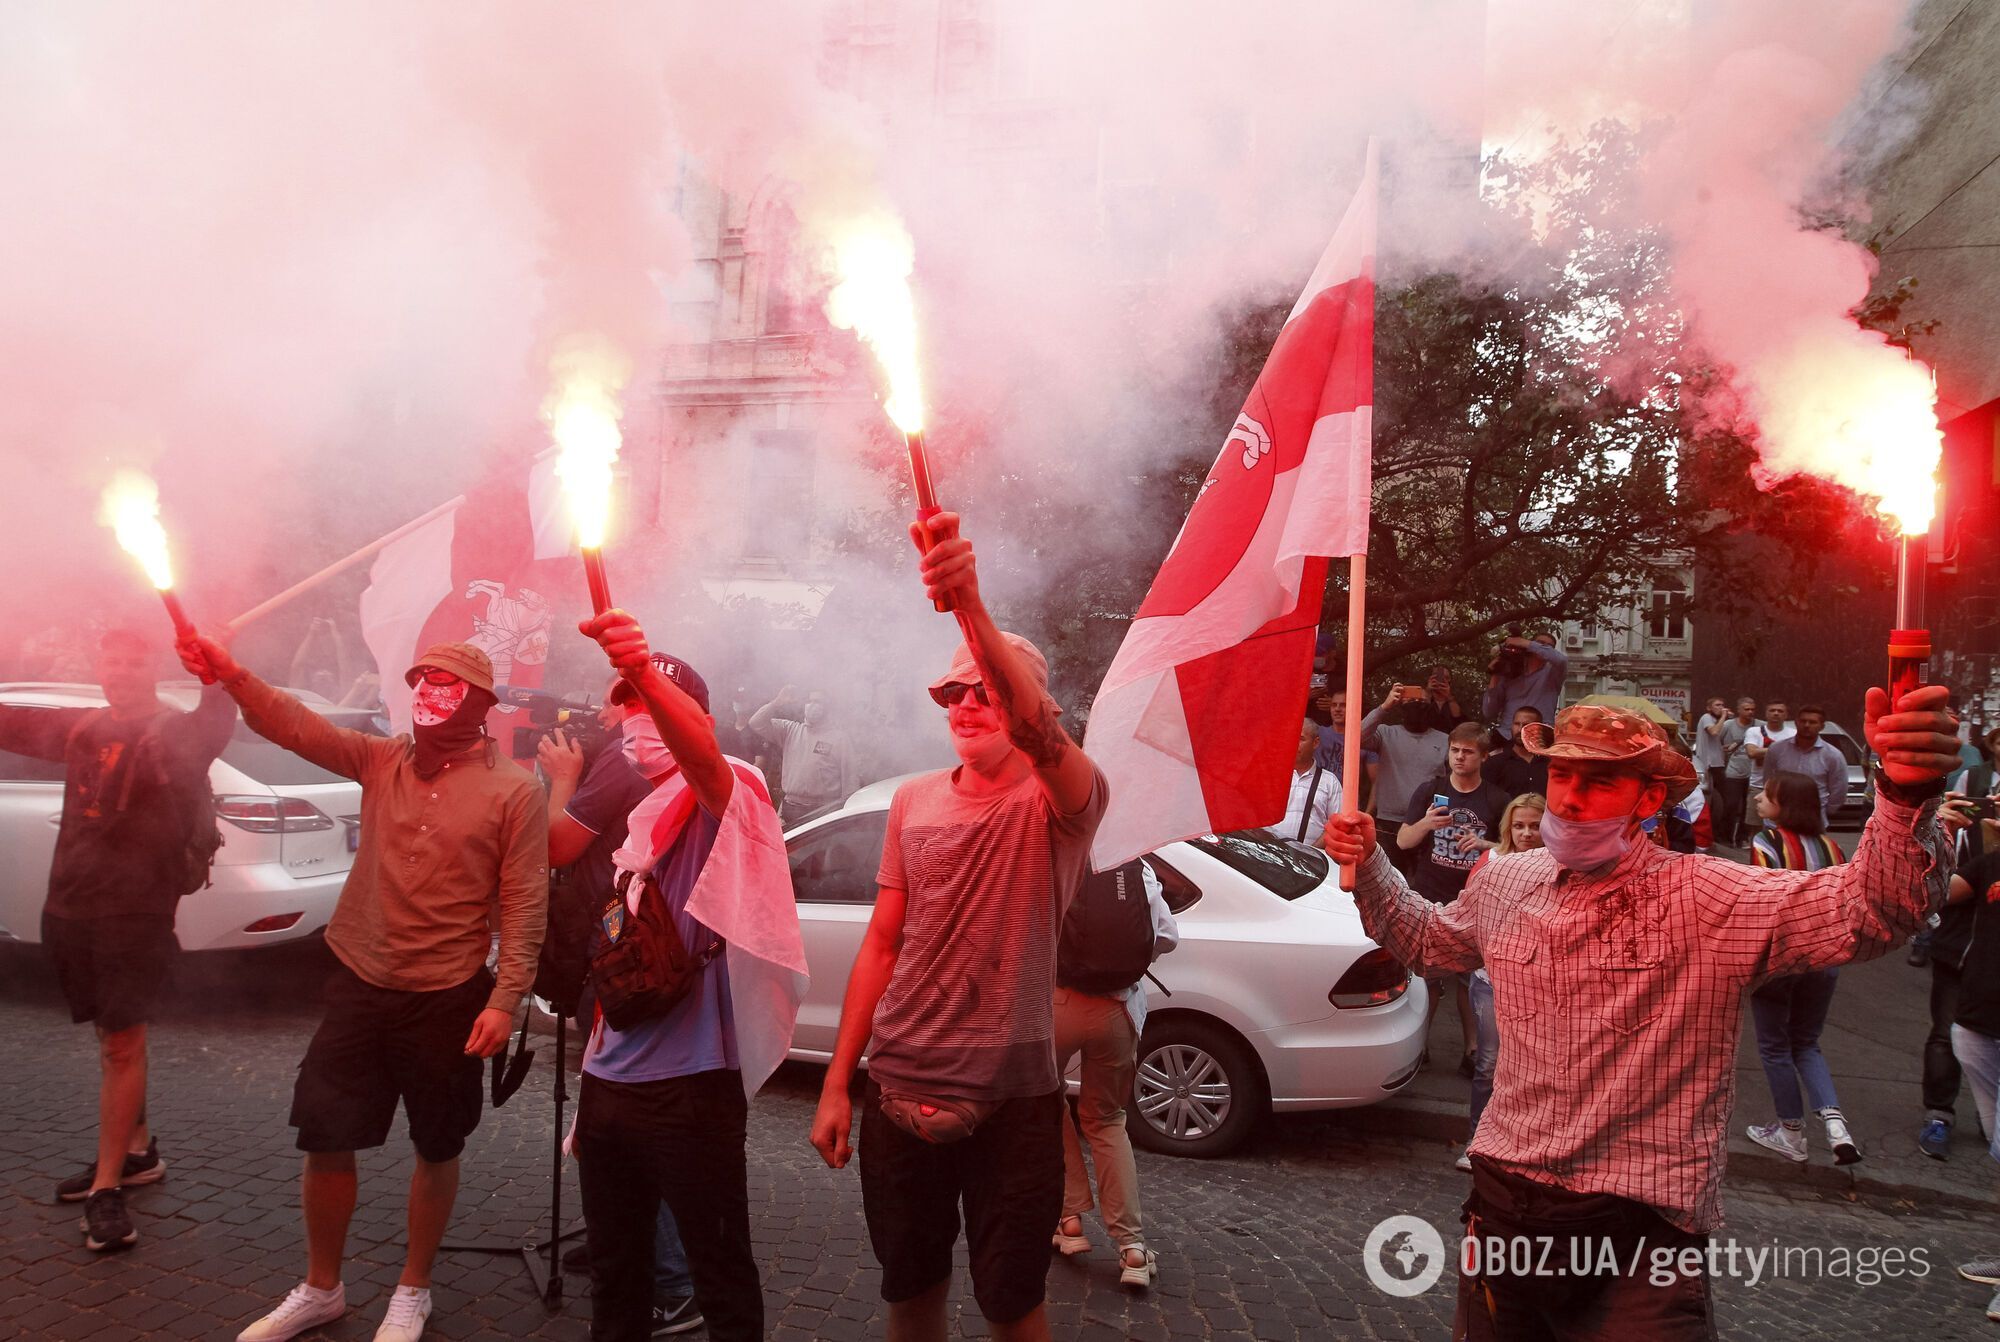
[1397,722,1510,1072]
[0,628,234,1252]
[1483,706,1550,801]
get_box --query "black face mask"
[413,689,496,779]
[1396,702,1440,733]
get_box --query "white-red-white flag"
[1089,141,1376,869]
[358,457,574,741]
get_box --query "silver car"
[0,683,366,951]
[784,776,1428,1158]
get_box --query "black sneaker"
[651,1295,703,1335]
[81,1187,137,1252]
[56,1141,165,1203]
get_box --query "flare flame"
[544,338,631,551]
[824,215,925,434]
[98,470,176,590]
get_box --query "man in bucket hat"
[177,633,547,1342]
[1325,689,1961,1340]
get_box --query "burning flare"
[544,337,631,551]
[1746,334,1942,537]
[98,469,176,590]
[824,214,925,433]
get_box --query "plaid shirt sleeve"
[1699,794,1949,981]
[1351,845,1483,975]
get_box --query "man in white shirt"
[1282,719,1342,846]
[1694,697,1729,807]
[1744,702,1796,791]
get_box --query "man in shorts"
[178,633,547,1342]
[811,510,1108,1341]
[0,627,234,1252]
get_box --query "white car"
[784,776,1428,1157]
[0,682,366,951]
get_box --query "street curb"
[1340,1093,1998,1216]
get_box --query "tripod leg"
[546,1011,566,1308]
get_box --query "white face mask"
[951,726,1015,772]
[803,702,828,726]
[1538,810,1634,873]
[621,714,676,778]
[411,679,469,727]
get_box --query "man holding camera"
[1482,631,1568,743]
[174,634,548,1342]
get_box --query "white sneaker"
[237,1282,347,1342]
[1746,1122,1808,1163]
[1817,1108,1862,1165]
[373,1285,432,1342]
[1454,1152,1472,1172]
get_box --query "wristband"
[1874,775,1945,807]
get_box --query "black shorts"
[41,912,178,1034]
[290,960,491,1163]
[858,1080,1063,1324]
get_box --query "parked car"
[1817,722,1873,826]
[783,776,1428,1158]
[0,682,370,951]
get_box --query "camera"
[495,684,610,762]
[1490,624,1528,679]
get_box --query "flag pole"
[1338,553,1368,893]
[223,495,465,635]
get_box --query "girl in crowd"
[1456,792,1545,1172]
[1744,770,1860,1164]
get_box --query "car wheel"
[1129,1017,1267,1158]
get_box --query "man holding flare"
[1322,686,1960,1339]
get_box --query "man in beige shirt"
[179,634,547,1342]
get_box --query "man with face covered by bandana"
[176,633,547,1342]
[1324,692,1962,1341]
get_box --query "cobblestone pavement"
[2,941,1995,1341]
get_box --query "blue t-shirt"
[1315,726,1379,781]
[583,805,738,1083]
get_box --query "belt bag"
[876,1089,996,1145]
[591,871,724,1033]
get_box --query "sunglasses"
[930,681,991,709]
[417,669,465,687]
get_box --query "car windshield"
[1821,731,1865,767]
[1187,830,1330,900]
[221,710,384,786]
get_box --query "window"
[0,747,65,783]
[1646,579,1688,641]
[787,811,889,905]
[1189,830,1330,900]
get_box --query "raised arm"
[0,704,85,762]
[581,611,733,817]
[749,688,794,745]
[178,633,381,780]
[1325,811,1483,975]
[914,511,1095,815]
[1358,701,1391,751]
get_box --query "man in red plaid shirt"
[1325,685,1961,1340]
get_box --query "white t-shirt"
[1744,722,1796,788]
[1693,713,1727,771]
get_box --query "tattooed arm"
[912,510,1096,815]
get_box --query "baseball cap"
[609,651,710,713]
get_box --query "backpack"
[590,869,725,1032]
[67,708,225,898]
[1056,859,1156,996]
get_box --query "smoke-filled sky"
[0,1,1940,724]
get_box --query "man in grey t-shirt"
[811,511,1107,1342]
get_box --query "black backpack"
[1057,859,1156,996]
[67,708,225,898]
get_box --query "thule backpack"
[1056,859,1156,996]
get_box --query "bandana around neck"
[413,691,494,779]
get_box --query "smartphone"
[1431,794,1450,812]
[1975,797,1999,821]
[1398,685,1426,703]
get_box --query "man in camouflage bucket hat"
[1326,691,1961,1338]
[178,630,547,1342]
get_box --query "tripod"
[440,1005,585,1308]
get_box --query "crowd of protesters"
[13,584,1993,1340]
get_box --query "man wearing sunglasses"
[811,511,1108,1342]
[176,634,548,1342]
